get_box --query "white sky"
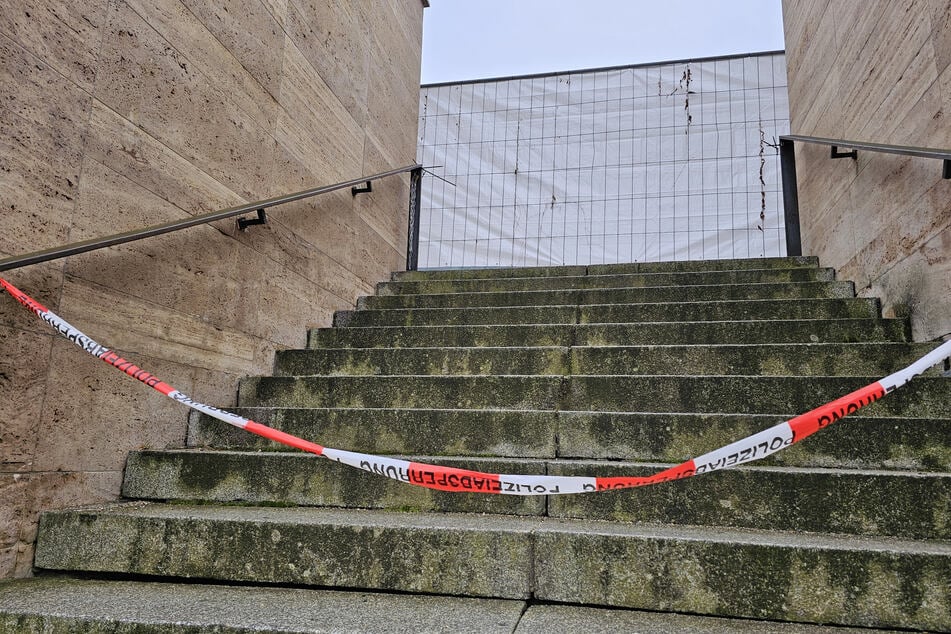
[421,0,786,84]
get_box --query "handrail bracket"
[943,159,950,179]
[351,181,373,196]
[237,208,268,231]
[830,146,857,160]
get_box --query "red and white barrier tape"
[3,276,949,495]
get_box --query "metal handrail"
[778,135,951,257]
[0,164,423,272]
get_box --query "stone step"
[358,280,857,310]
[0,577,526,633]
[308,319,910,349]
[378,267,836,296]
[0,577,897,634]
[571,343,939,377]
[123,450,951,540]
[276,346,570,377]
[273,343,938,377]
[187,408,951,472]
[237,374,566,410]
[514,603,897,633]
[391,256,821,281]
[548,461,950,539]
[33,504,951,630]
[566,375,947,416]
[188,408,562,459]
[124,451,545,517]
[236,374,949,417]
[334,297,882,327]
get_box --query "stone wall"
[782,0,950,341]
[0,0,424,578]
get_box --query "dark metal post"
[780,138,803,257]
[406,167,423,271]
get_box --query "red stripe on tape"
[0,278,49,314]
[595,460,697,491]
[407,462,502,493]
[787,382,887,442]
[245,421,325,455]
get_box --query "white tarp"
[416,53,790,268]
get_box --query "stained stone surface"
[0,0,425,579]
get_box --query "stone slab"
[187,408,951,472]
[569,342,939,377]
[548,460,950,539]
[568,374,950,417]
[378,267,836,296]
[308,319,911,349]
[273,342,938,378]
[123,450,950,539]
[516,603,898,633]
[188,407,560,458]
[274,346,570,377]
[337,298,881,328]
[32,505,951,629]
[557,411,951,471]
[237,374,566,409]
[0,577,525,633]
[237,373,949,416]
[35,504,535,599]
[533,521,951,630]
[358,281,858,310]
[124,450,547,516]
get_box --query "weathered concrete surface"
[236,373,949,416]
[35,505,535,599]
[555,412,951,472]
[237,375,565,409]
[534,521,951,630]
[0,471,120,579]
[548,461,951,539]
[18,255,951,630]
[188,407,561,458]
[587,256,822,275]
[124,450,548,516]
[186,407,951,473]
[0,577,526,633]
[378,267,836,295]
[273,342,935,377]
[516,603,898,634]
[568,343,938,376]
[337,297,881,328]
[32,505,951,630]
[0,577,900,633]
[782,0,951,341]
[308,319,910,349]
[569,374,949,417]
[123,449,950,539]
[359,281,858,309]
[274,346,570,376]
[336,304,581,327]
[0,0,425,580]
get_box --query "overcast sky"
[421,0,786,84]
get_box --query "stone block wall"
[782,0,950,341]
[0,0,424,578]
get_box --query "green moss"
[786,556,848,622]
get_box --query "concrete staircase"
[1,256,949,632]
